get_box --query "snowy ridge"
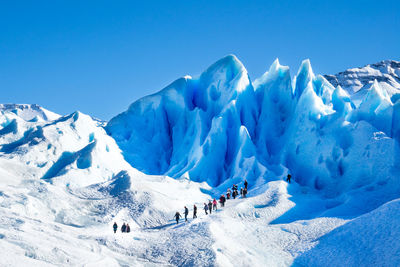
[0,103,61,122]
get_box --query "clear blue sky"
[1,0,399,120]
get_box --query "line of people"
[113,222,130,233]
[174,179,249,224]
[113,177,293,231]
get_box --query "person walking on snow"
[113,222,118,233]
[213,198,218,210]
[240,187,243,197]
[184,206,189,222]
[232,184,238,193]
[233,190,238,199]
[193,204,197,218]
[244,179,248,189]
[126,224,131,233]
[208,201,213,214]
[286,174,291,183]
[204,203,208,215]
[121,223,127,233]
[243,187,247,198]
[219,194,226,207]
[174,211,182,224]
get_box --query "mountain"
[324,60,400,104]
[1,56,400,266]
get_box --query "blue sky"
[1,0,399,120]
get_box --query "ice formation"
[107,56,400,216]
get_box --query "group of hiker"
[113,174,294,231]
[174,179,249,224]
[113,222,130,234]
[225,180,248,201]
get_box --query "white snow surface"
[1,56,400,266]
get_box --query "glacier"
[107,55,400,217]
[1,56,400,266]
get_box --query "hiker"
[126,224,131,233]
[233,190,238,199]
[227,189,231,199]
[244,179,248,189]
[232,184,238,193]
[204,203,208,215]
[240,187,243,197]
[193,204,197,218]
[184,206,189,222]
[219,194,226,207]
[213,198,217,210]
[113,222,118,233]
[121,223,127,233]
[174,211,182,224]
[286,174,291,183]
[208,200,213,214]
[243,187,247,198]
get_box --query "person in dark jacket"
[208,201,213,214]
[244,180,248,189]
[184,206,189,222]
[174,211,182,224]
[113,222,118,233]
[204,203,208,215]
[121,223,127,233]
[219,195,226,207]
[240,187,243,197]
[243,188,247,198]
[286,174,292,183]
[193,204,197,218]
[126,224,131,233]
[233,190,239,199]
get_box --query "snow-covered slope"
[0,107,215,265]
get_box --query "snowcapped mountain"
[1,56,400,266]
[324,60,400,103]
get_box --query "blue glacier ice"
[106,55,400,216]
